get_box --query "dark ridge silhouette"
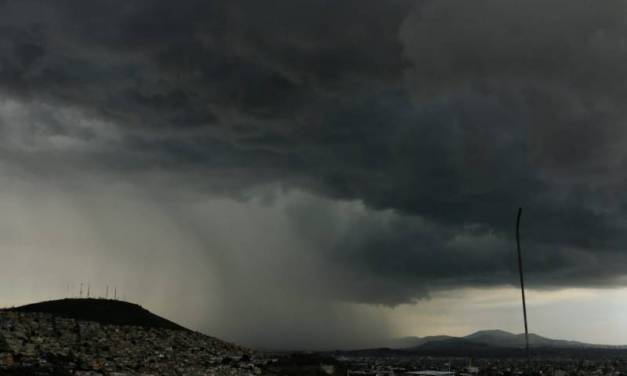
[2,298,188,331]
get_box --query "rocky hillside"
[0,300,267,375]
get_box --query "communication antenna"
[516,208,530,365]
[114,287,117,300]
[87,283,91,298]
[106,285,109,299]
[79,282,83,298]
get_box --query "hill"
[3,298,187,331]
[0,308,262,375]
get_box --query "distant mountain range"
[338,330,627,358]
[382,329,627,351]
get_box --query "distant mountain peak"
[466,329,516,337]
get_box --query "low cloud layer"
[1,0,627,347]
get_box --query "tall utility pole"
[516,208,530,365]
[80,283,83,298]
[106,285,109,299]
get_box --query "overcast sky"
[1,0,627,350]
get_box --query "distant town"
[338,355,627,376]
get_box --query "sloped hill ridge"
[0,299,268,375]
[6,298,186,331]
[382,335,453,349]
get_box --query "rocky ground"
[0,311,268,375]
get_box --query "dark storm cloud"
[2,0,627,307]
[0,0,411,125]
